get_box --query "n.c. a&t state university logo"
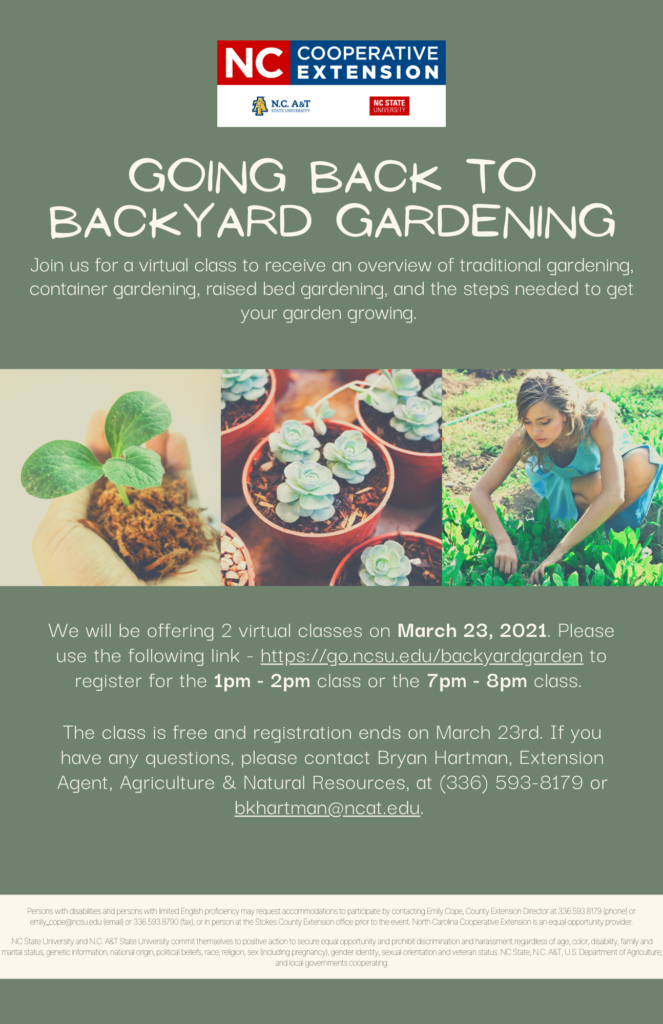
[252,96,268,116]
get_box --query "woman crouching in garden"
[469,370,663,583]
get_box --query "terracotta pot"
[242,420,394,577]
[330,532,442,586]
[220,522,256,586]
[354,369,441,507]
[222,369,277,495]
[343,369,376,382]
[274,369,292,400]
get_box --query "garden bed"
[442,494,662,586]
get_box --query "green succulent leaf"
[104,391,172,458]
[103,447,164,489]
[21,441,104,499]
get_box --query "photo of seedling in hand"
[21,391,218,581]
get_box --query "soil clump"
[441,373,482,396]
[82,476,217,579]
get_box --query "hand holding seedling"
[28,408,220,587]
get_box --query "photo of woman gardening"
[443,369,663,587]
[1,369,221,587]
[221,369,442,587]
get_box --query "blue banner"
[290,41,446,85]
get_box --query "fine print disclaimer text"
[1,894,660,980]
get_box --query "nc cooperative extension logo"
[217,40,446,128]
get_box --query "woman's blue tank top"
[526,417,662,526]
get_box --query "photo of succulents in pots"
[241,379,396,576]
[21,390,220,586]
[219,369,442,586]
[355,369,442,506]
[221,369,276,495]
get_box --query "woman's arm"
[470,431,523,575]
[529,410,625,583]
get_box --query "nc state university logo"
[217,41,291,85]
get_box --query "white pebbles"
[220,528,250,585]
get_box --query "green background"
[2,0,661,1016]
[2,980,660,1024]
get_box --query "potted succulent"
[242,405,394,576]
[354,369,442,507]
[220,523,255,586]
[221,369,277,495]
[330,532,442,586]
[21,391,218,580]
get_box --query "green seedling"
[21,391,172,508]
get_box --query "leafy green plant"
[443,493,663,587]
[21,392,171,508]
